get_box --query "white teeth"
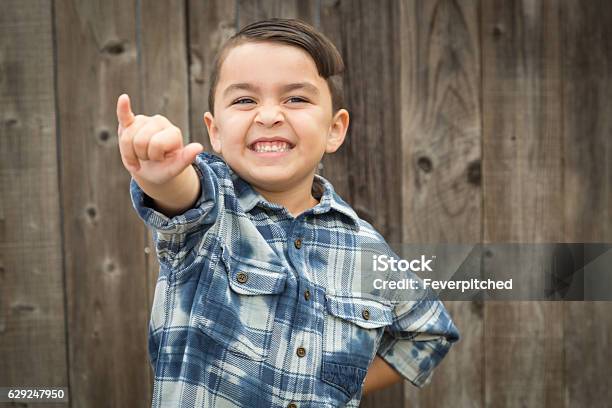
[252,142,291,153]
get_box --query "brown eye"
[287,97,307,103]
[233,98,254,105]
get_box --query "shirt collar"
[230,166,361,232]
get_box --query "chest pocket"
[195,243,288,361]
[321,293,394,401]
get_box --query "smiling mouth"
[248,140,295,153]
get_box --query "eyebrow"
[222,82,320,98]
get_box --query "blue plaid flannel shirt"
[130,152,459,407]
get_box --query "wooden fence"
[1,0,610,407]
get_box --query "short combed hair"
[208,18,345,116]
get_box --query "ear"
[325,108,350,153]
[203,112,222,154]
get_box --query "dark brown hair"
[208,18,345,116]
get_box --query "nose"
[254,103,284,127]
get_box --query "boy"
[119,18,459,408]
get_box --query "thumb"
[117,93,135,129]
[180,143,204,166]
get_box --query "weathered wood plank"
[140,0,190,137]
[320,0,403,243]
[54,1,150,406]
[482,0,565,406]
[399,1,483,407]
[0,2,69,406]
[318,0,351,206]
[562,1,612,407]
[237,0,318,28]
[139,0,190,405]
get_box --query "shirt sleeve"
[129,153,220,270]
[376,294,460,387]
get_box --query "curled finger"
[132,119,163,161]
[148,127,183,161]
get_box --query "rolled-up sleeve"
[377,296,460,387]
[129,153,219,270]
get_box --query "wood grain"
[139,0,190,405]
[237,0,318,28]
[482,0,565,406]
[320,0,404,243]
[0,2,69,406]
[54,1,150,406]
[562,1,612,407]
[400,1,483,407]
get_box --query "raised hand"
[116,93,203,185]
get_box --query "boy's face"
[203,41,349,193]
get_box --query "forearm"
[133,164,201,218]
[362,355,403,396]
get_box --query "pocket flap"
[325,293,394,329]
[221,246,288,295]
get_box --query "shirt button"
[304,290,311,301]
[296,346,306,357]
[362,309,370,320]
[294,238,302,249]
[236,272,248,284]
[287,403,298,408]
